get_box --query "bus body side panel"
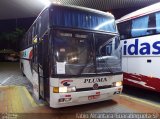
[123,57,160,92]
[122,57,128,73]
[32,69,40,99]
[49,74,123,108]
[121,34,160,92]
[20,46,40,99]
[20,47,33,84]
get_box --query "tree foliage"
[0,28,25,51]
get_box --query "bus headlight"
[59,87,68,93]
[113,81,122,87]
[53,86,76,93]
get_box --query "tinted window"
[117,20,131,39]
[131,16,149,37]
[40,9,49,37]
[156,12,160,33]
[118,12,160,39]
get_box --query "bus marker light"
[53,87,59,93]
[54,87,76,93]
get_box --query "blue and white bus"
[20,4,122,108]
[117,2,160,92]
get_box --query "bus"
[20,4,122,108]
[117,2,160,92]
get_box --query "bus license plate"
[88,95,100,100]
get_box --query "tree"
[0,28,25,51]
[10,28,26,51]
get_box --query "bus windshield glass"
[51,6,117,33]
[52,30,121,76]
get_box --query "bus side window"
[131,16,149,37]
[155,12,160,33]
[40,9,49,37]
[32,26,35,39]
[118,21,131,39]
[28,31,32,46]
[147,13,156,35]
[26,33,28,47]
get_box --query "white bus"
[117,2,160,92]
[20,4,122,108]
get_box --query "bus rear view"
[20,4,123,108]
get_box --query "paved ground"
[0,62,160,119]
[0,62,33,93]
[123,85,160,106]
[0,86,159,118]
[0,86,36,113]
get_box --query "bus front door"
[38,33,49,101]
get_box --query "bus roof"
[116,2,160,23]
[49,4,114,18]
[26,3,115,36]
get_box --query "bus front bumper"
[50,86,122,108]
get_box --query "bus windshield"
[52,30,121,76]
